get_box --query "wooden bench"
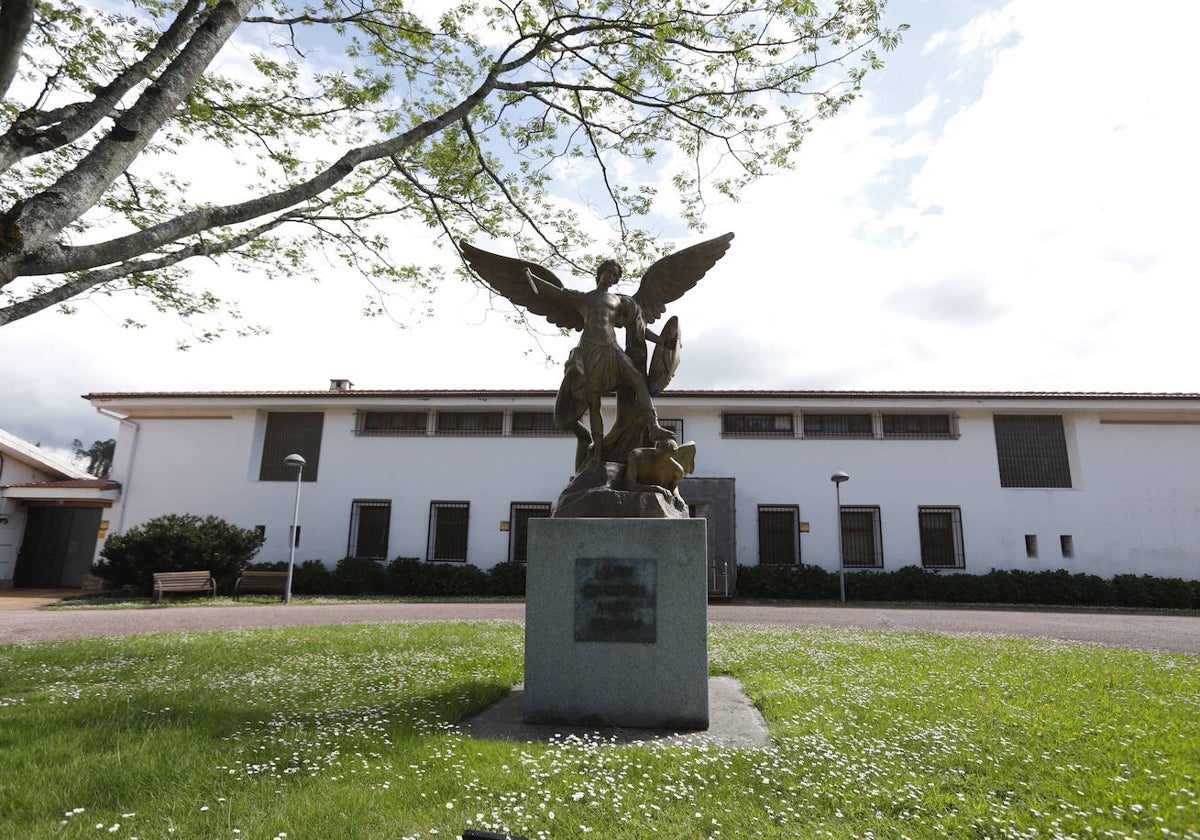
[234,570,288,601]
[152,571,215,603]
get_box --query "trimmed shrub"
[294,560,334,595]
[95,514,264,595]
[386,557,490,596]
[735,564,837,600]
[331,556,388,595]
[486,561,527,597]
[734,563,1198,609]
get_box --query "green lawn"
[0,622,1196,839]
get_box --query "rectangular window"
[722,413,794,437]
[1025,534,1039,558]
[994,415,1072,488]
[511,412,563,436]
[918,506,965,569]
[509,502,552,563]
[356,411,427,436]
[436,411,503,436]
[1060,534,1074,558]
[347,500,391,560]
[428,501,469,562]
[840,506,883,568]
[659,418,684,440]
[259,412,323,481]
[803,413,874,438]
[757,505,800,565]
[882,414,956,439]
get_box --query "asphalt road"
[1,594,1198,653]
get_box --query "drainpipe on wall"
[96,408,139,534]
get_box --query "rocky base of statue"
[552,459,688,519]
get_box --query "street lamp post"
[284,453,306,605]
[831,471,850,603]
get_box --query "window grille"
[511,412,564,436]
[659,418,684,440]
[259,412,323,481]
[840,506,883,568]
[918,506,964,568]
[993,415,1072,488]
[508,502,552,563]
[722,413,794,437]
[757,505,800,565]
[435,412,503,436]
[348,500,391,560]
[428,501,470,562]
[803,413,873,438]
[356,411,427,435]
[882,414,957,439]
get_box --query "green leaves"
[1,0,904,333]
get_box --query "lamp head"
[830,470,850,484]
[284,453,307,469]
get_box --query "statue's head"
[655,438,679,454]
[595,259,622,289]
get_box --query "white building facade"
[73,385,1200,593]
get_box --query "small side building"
[0,429,120,588]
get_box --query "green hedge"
[97,514,265,595]
[735,564,1200,609]
[246,557,525,597]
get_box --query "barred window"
[882,414,955,439]
[803,413,873,438]
[436,411,503,435]
[994,415,1072,488]
[511,412,563,435]
[259,412,323,481]
[509,502,552,563]
[356,411,427,436]
[428,501,469,562]
[348,500,391,560]
[758,505,800,565]
[918,507,964,569]
[723,413,794,437]
[659,418,684,440]
[840,506,883,568]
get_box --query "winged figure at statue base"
[460,232,734,518]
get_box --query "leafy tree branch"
[1,0,905,335]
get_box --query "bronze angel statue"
[460,233,734,473]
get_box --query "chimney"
[329,379,353,392]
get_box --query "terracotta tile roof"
[84,388,1200,401]
[3,479,120,490]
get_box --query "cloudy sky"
[3,0,1198,455]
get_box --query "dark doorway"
[13,507,102,588]
[679,477,736,597]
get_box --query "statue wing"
[459,241,585,331]
[632,232,734,324]
[676,441,698,475]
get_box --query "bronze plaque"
[574,557,657,643]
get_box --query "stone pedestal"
[523,517,708,729]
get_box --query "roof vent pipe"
[330,379,353,391]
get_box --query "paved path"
[1,591,1197,653]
